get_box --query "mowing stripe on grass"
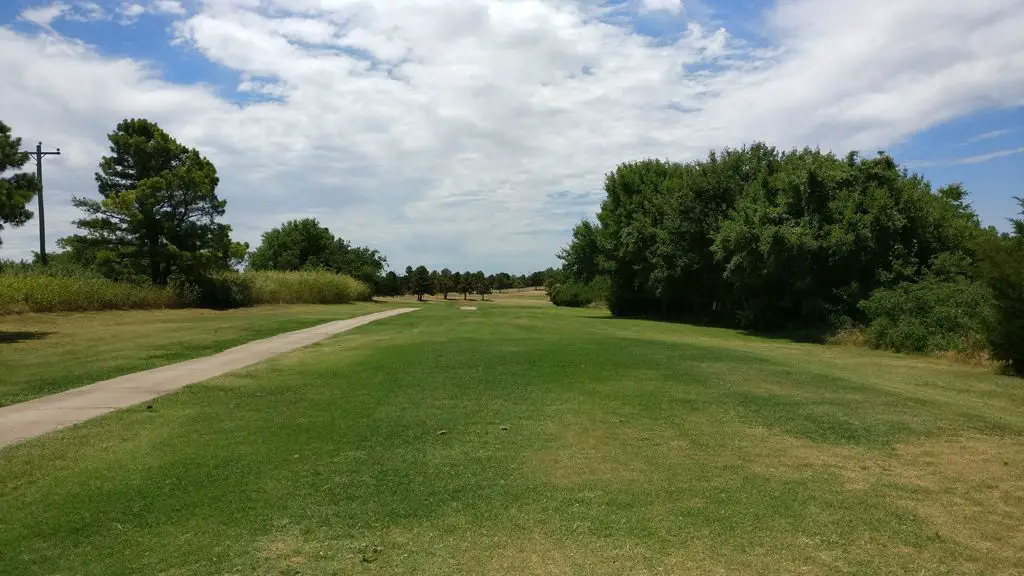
[0,308,417,448]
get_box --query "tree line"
[555,143,1024,374]
[1,118,556,307]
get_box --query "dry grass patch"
[736,427,1024,574]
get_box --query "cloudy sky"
[1,0,1022,273]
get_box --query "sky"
[0,0,1022,274]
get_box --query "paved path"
[0,308,417,449]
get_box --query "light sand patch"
[460,306,477,310]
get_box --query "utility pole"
[25,142,61,265]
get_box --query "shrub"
[976,229,1024,374]
[549,277,610,308]
[245,270,370,305]
[859,278,993,355]
[170,272,255,310]
[0,271,174,314]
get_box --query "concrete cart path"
[0,307,418,449]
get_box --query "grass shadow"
[583,314,830,344]
[0,331,53,344]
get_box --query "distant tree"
[429,270,440,297]
[378,270,401,298]
[335,243,387,292]
[494,272,513,292]
[0,121,39,248]
[474,270,491,300]
[558,219,605,283]
[409,265,432,301]
[61,118,242,285]
[403,266,414,295]
[459,270,474,299]
[437,268,454,299]
[528,270,546,287]
[248,218,386,290]
[248,218,339,272]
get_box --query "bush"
[0,271,174,314]
[549,277,610,308]
[976,231,1024,374]
[170,272,255,310]
[860,278,993,355]
[245,270,370,305]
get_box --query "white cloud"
[152,0,187,16]
[642,0,684,14]
[118,2,146,24]
[1,0,1023,272]
[954,146,1024,165]
[19,3,70,28]
[19,1,107,27]
[956,128,1014,147]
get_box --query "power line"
[24,142,61,265]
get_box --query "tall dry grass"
[0,266,372,314]
[245,270,371,305]
[0,274,174,314]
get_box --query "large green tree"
[61,119,242,284]
[558,219,605,284]
[0,122,39,248]
[408,265,432,301]
[977,197,1024,374]
[437,268,454,299]
[473,270,491,300]
[248,218,387,290]
[248,218,338,272]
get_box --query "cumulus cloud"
[642,0,684,14]
[152,0,187,16]
[1,0,1023,271]
[19,1,108,27]
[18,3,70,28]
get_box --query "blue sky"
[1,0,1022,272]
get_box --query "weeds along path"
[0,308,417,449]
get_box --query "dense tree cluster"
[557,143,1024,373]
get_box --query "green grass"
[2,302,1023,574]
[0,302,385,406]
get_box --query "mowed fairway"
[0,302,384,407]
[2,303,1023,575]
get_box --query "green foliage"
[245,270,370,305]
[170,272,254,310]
[407,265,432,300]
[60,119,241,285]
[860,277,993,355]
[0,121,39,247]
[436,268,454,299]
[558,219,605,283]
[248,218,339,272]
[377,271,401,298]
[976,199,1024,374]
[549,276,610,308]
[248,218,386,291]
[457,271,474,299]
[473,270,491,300]
[580,144,984,330]
[0,268,174,314]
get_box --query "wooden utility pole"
[25,142,61,265]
